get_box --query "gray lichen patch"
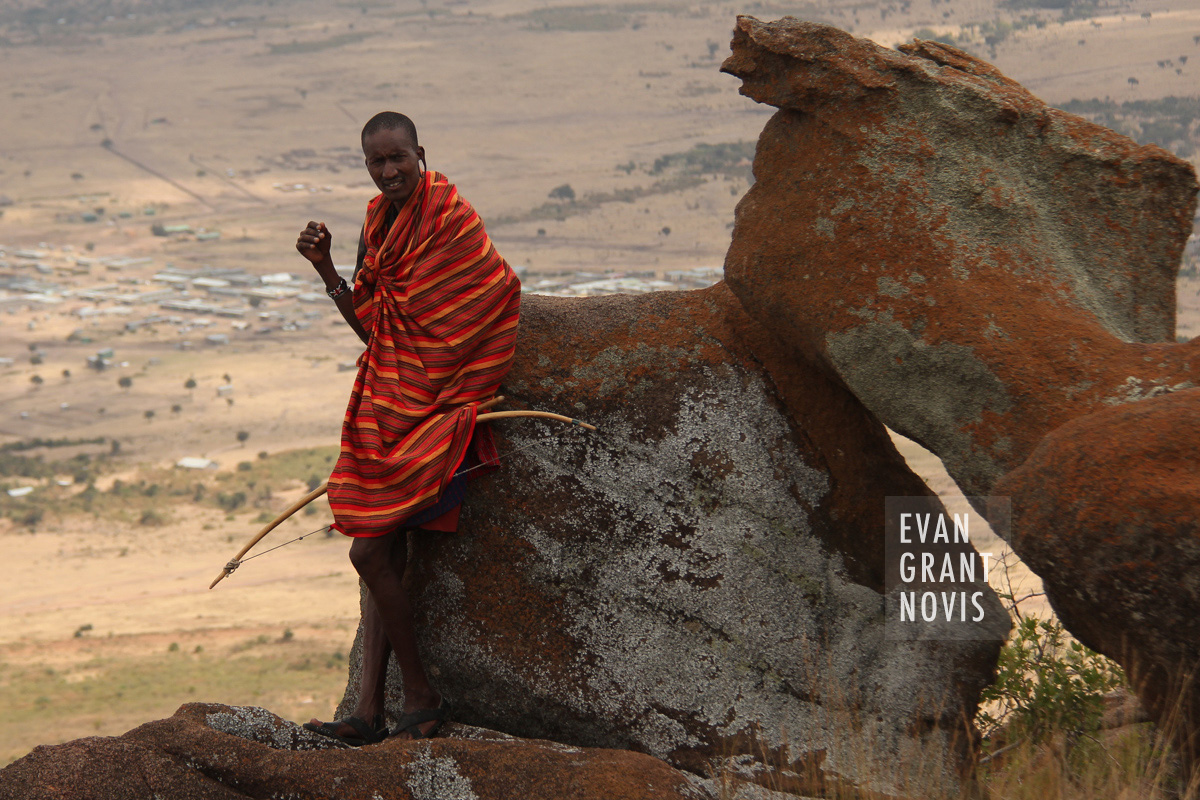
[404,744,481,800]
[826,321,1012,494]
[876,276,909,298]
[1103,376,1196,406]
[558,341,696,407]
[205,705,346,751]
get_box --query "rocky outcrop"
[0,703,712,800]
[993,389,1200,773]
[339,287,1006,798]
[721,16,1199,498]
[719,14,1200,779]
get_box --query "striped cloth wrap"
[329,169,521,537]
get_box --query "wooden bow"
[208,482,329,589]
[208,399,596,589]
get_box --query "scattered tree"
[62,369,71,379]
[223,373,232,383]
[548,183,576,202]
[236,430,250,446]
[118,376,133,390]
[171,404,182,413]
[30,374,44,385]
[184,377,197,390]
[144,410,155,421]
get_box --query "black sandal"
[390,698,449,740]
[303,714,388,747]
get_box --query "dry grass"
[976,728,1184,800]
[706,691,1196,800]
[1,625,353,766]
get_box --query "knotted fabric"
[329,169,521,537]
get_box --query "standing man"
[295,111,521,744]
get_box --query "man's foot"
[303,714,388,747]
[390,697,449,740]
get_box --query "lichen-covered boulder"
[720,16,1199,497]
[339,287,1006,798]
[0,703,710,800]
[993,389,1200,776]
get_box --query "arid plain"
[1,0,1198,766]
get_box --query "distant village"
[0,235,724,356]
[0,235,726,482]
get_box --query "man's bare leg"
[352,592,391,719]
[307,591,391,737]
[309,530,442,738]
[347,529,442,738]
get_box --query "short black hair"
[361,111,419,148]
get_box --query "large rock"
[992,389,1200,775]
[719,15,1200,777]
[720,16,1199,497]
[0,703,711,800]
[339,287,1006,798]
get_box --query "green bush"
[139,509,168,526]
[978,615,1125,745]
[217,491,247,511]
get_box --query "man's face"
[362,127,425,208]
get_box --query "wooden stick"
[208,483,328,589]
[476,409,598,431]
[477,395,506,411]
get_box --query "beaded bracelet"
[327,277,350,299]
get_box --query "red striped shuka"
[328,169,521,538]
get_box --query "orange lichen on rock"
[0,703,709,800]
[721,15,1199,496]
[994,389,1200,779]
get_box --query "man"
[295,111,521,744]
